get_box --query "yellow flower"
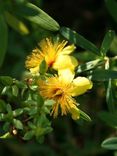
[25,38,78,75]
[38,69,92,119]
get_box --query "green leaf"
[0,132,11,139]
[13,108,23,117]
[0,99,6,112]
[105,79,115,112]
[110,36,117,53]
[6,104,12,113]
[79,109,91,122]
[60,27,100,55]
[39,60,47,75]
[100,30,115,55]
[90,69,117,81]
[6,104,13,120]
[34,115,49,127]
[101,137,117,150]
[13,119,23,130]
[35,127,45,137]
[3,122,11,131]
[23,130,35,140]
[12,85,19,97]
[15,80,27,89]
[28,122,36,129]
[4,11,29,35]
[0,15,8,67]
[29,107,37,115]
[105,0,117,23]
[33,94,44,107]
[44,99,55,106]
[76,59,103,74]
[0,76,13,85]
[98,111,117,128]
[0,113,5,121]
[15,2,60,31]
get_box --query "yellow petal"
[71,77,93,96]
[58,69,75,84]
[70,106,80,120]
[61,44,76,54]
[53,55,78,71]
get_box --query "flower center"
[48,60,55,67]
[52,88,63,98]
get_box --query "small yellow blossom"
[38,69,92,119]
[25,38,78,75]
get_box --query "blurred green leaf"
[12,85,19,97]
[101,137,117,150]
[0,15,8,67]
[34,115,48,127]
[0,113,5,121]
[105,0,117,23]
[0,132,11,139]
[16,2,60,31]
[3,122,11,131]
[28,121,36,129]
[36,94,44,107]
[5,11,29,35]
[60,27,100,55]
[110,36,117,53]
[13,119,23,130]
[35,127,45,138]
[98,111,117,128]
[100,30,115,56]
[0,99,6,112]
[0,76,13,85]
[6,104,12,113]
[105,79,115,112]
[23,130,35,140]
[79,109,91,122]
[90,69,117,81]
[13,108,23,117]
[29,107,37,115]
[6,104,13,121]
[44,99,55,106]
[76,59,103,74]
[39,60,47,75]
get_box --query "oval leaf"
[13,108,23,117]
[101,137,117,150]
[13,119,23,130]
[100,30,115,55]
[0,76,13,85]
[39,60,47,75]
[12,85,19,97]
[79,109,91,122]
[105,79,115,112]
[90,69,117,81]
[15,3,60,31]
[23,130,34,140]
[60,27,100,55]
